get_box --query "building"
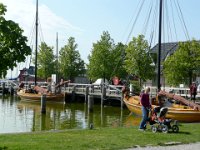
[149,42,179,87]
[18,66,44,82]
[149,41,200,87]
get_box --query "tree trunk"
[189,70,193,85]
[139,78,142,87]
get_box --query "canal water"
[0,94,141,134]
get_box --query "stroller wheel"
[161,125,168,133]
[151,125,157,133]
[172,125,179,133]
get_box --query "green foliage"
[110,42,128,78]
[37,42,55,80]
[163,39,200,86]
[130,80,141,94]
[0,3,31,77]
[124,35,155,84]
[59,37,85,81]
[87,31,127,81]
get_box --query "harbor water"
[0,94,141,134]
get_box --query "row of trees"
[36,37,85,81]
[34,31,155,88]
[1,3,200,87]
[24,32,200,87]
[87,32,155,85]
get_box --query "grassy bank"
[0,123,200,150]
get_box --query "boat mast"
[35,0,38,85]
[157,0,163,91]
[56,32,59,82]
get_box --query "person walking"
[190,82,197,102]
[139,87,151,131]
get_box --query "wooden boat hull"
[17,91,65,103]
[123,96,200,122]
[166,108,200,122]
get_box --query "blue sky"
[1,0,200,78]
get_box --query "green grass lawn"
[0,123,200,150]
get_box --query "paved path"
[126,142,200,150]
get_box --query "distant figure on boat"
[112,76,126,92]
[46,77,57,94]
[32,77,70,95]
[112,76,123,85]
[46,77,52,93]
[57,77,70,87]
[18,81,25,91]
[190,82,197,102]
[157,94,172,108]
[56,78,71,94]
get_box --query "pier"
[0,79,18,95]
[64,83,125,108]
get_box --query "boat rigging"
[123,0,190,90]
[35,0,38,85]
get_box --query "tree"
[124,35,155,85]
[87,31,127,82]
[0,3,31,77]
[37,42,55,80]
[109,42,127,78]
[59,37,85,81]
[163,39,200,86]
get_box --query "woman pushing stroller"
[149,95,179,133]
[139,87,151,131]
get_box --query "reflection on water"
[0,95,142,133]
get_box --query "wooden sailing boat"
[123,0,200,122]
[17,0,65,102]
[123,92,200,122]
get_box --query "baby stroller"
[149,106,179,133]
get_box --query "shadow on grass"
[177,131,191,135]
[167,131,191,135]
[0,146,8,150]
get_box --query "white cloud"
[1,0,84,78]
[1,0,83,49]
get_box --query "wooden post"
[91,85,94,93]
[2,82,5,95]
[9,86,14,95]
[85,86,89,103]
[88,95,94,112]
[120,109,123,127]
[71,86,76,102]
[87,106,94,129]
[41,94,46,114]
[101,85,106,107]
[64,92,70,104]
[100,103,104,126]
[121,92,124,110]
[40,113,46,131]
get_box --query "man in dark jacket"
[190,82,197,102]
